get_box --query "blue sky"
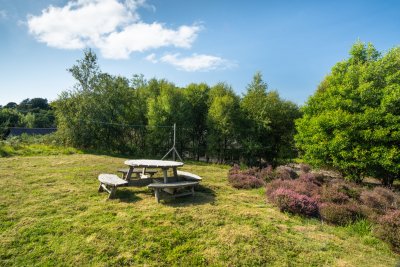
[1,0,399,106]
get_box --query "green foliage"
[0,134,80,157]
[207,83,242,162]
[54,51,301,164]
[295,41,400,185]
[241,72,301,165]
[0,98,55,139]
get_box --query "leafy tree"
[241,72,301,166]
[183,83,210,160]
[207,83,242,163]
[67,48,100,92]
[146,81,187,157]
[55,51,143,153]
[241,72,271,165]
[0,108,23,138]
[4,102,17,109]
[295,41,400,185]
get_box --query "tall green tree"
[146,80,188,157]
[207,83,242,163]
[295,41,400,185]
[241,72,301,165]
[183,83,210,160]
[54,50,143,153]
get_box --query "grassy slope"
[0,154,398,266]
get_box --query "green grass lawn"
[0,154,399,266]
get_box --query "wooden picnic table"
[124,159,200,202]
[124,159,184,183]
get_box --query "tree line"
[3,41,399,186]
[53,49,301,165]
[0,98,55,138]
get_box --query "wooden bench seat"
[98,174,128,199]
[148,181,199,203]
[176,170,202,181]
[118,168,157,179]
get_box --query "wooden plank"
[177,170,202,181]
[98,174,128,186]
[148,181,199,189]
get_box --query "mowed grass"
[0,154,399,266]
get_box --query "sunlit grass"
[0,154,398,266]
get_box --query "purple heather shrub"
[228,173,264,189]
[299,163,311,173]
[229,164,241,175]
[258,165,275,182]
[275,165,298,180]
[319,202,365,225]
[360,187,399,212]
[374,210,400,252]
[269,187,319,217]
[320,185,350,204]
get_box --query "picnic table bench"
[98,174,128,199]
[148,180,199,203]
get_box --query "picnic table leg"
[154,189,160,203]
[162,168,168,183]
[173,167,178,179]
[109,186,117,199]
[126,167,134,181]
[191,186,195,196]
[98,183,104,192]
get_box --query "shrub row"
[264,170,400,251]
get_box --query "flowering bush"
[275,165,298,180]
[320,185,350,204]
[299,163,311,173]
[261,164,400,252]
[269,188,319,217]
[228,173,264,189]
[257,165,275,182]
[374,210,400,252]
[360,187,399,212]
[319,202,365,225]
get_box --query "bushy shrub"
[258,165,275,182]
[228,173,264,189]
[229,164,241,175]
[374,210,400,252]
[320,185,350,204]
[327,179,361,200]
[360,187,399,212]
[319,202,365,225]
[275,165,298,180]
[299,163,311,173]
[266,179,294,196]
[269,188,319,217]
[298,172,323,186]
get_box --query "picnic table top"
[124,159,184,168]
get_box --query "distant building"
[8,127,57,136]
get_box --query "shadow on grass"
[160,184,217,207]
[115,188,142,203]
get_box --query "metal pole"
[173,123,176,161]
[161,123,183,162]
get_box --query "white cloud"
[145,53,158,63]
[160,53,234,72]
[27,0,200,58]
[0,10,7,19]
[98,23,200,59]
